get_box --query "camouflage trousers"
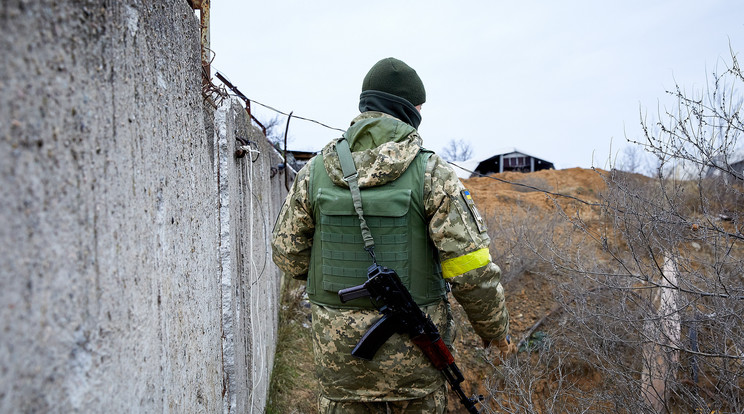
[318,384,447,414]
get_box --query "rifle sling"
[335,138,376,258]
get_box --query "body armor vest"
[306,150,445,309]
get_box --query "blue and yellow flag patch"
[460,189,487,233]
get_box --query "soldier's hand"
[495,337,517,356]
[482,336,517,358]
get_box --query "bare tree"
[259,115,287,149]
[570,49,743,413]
[442,138,473,162]
[631,48,744,182]
[484,48,744,413]
[617,144,651,175]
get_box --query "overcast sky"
[210,1,743,170]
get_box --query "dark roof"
[475,149,554,175]
[287,150,318,161]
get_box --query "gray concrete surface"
[215,99,285,414]
[0,1,284,412]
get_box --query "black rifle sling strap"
[335,137,377,263]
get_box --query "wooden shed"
[471,149,554,177]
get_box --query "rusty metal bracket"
[235,137,260,162]
[214,71,268,136]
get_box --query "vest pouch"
[315,186,412,300]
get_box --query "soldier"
[271,57,514,413]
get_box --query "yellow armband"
[441,248,491,279]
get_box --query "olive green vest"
[306,150,445,309]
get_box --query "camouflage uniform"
[272,111,510,410]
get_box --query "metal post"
[189,0,211,85]
[284,113,293,191]
[200,0,210,85]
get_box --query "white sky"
[210,1,743,170]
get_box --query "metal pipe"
[200,0,210,85]
[284,112,293,191]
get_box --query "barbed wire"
[212,69,601,208]
[224,90,600,207]
[229,94,347,133]
[213,68,346,133]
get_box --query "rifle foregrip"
[411,335,455,370]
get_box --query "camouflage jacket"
[271,111,510,401]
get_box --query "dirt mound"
[460,167,613,328]
[464,167,608,213]
[466,167,608,196]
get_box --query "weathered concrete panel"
[0,1,223,412]
[215,99,285,413]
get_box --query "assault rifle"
[338,264,482,414]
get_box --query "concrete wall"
[0,1,284,412]
[216,99,284,413]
